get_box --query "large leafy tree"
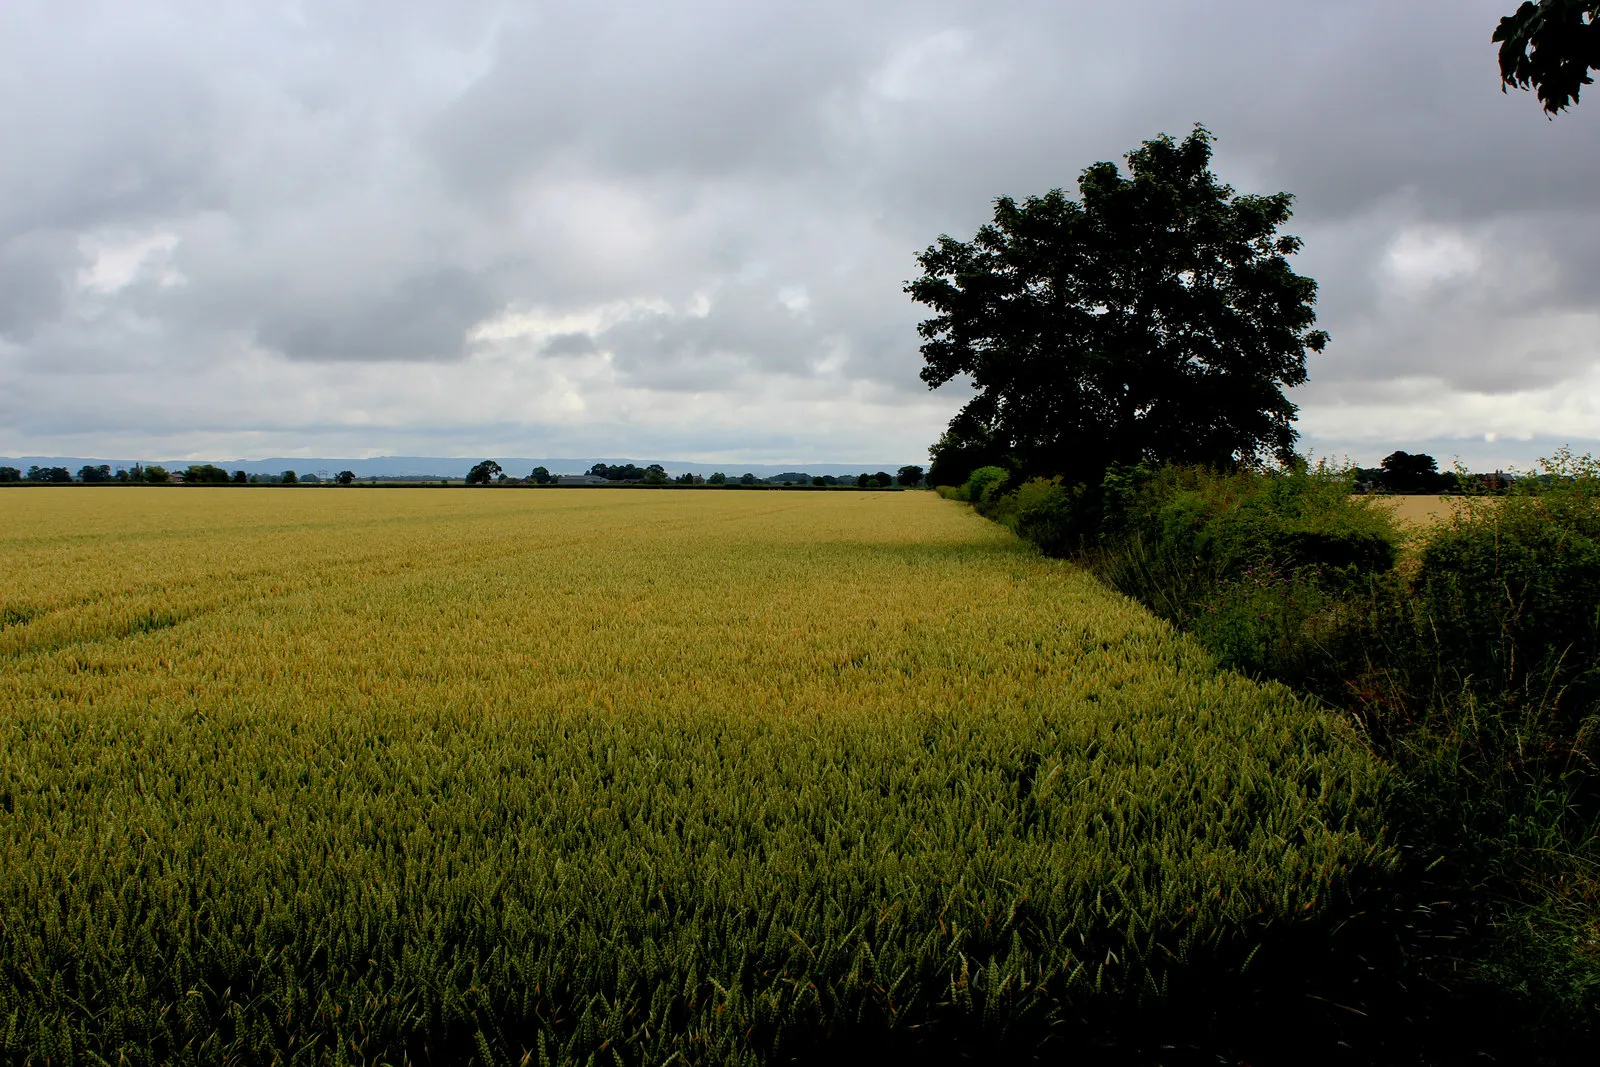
[184,464,231,484]
[1496,1,1600,114]
[909,126,1327,485]
[466,460,503,485]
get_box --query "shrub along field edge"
[943,452,1600,1060]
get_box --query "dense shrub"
[1009,478,1080,556]
[960,451,1600,1055]
[1123,463,1396,580]
[1086,464,1398,682]
[1415,461,1600,735]
[973,463,1399,676]
[961,464,1012,504]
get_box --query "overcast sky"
[1,0,1596,468]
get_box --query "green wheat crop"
[0,488,1390,1064]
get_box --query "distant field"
[0,489,1388,1064]
[1370,494,1464,528]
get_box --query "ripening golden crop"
[0,486,1390,1065]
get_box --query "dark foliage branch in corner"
[1496,1,1600,113]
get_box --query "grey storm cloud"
[541,332,598,357]
[0,231,75,341]
[255,267,500,362]
[1,0,1597,465]
[424,1,887,190]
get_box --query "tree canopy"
[1366,450,1459,494]
[587,462,665,482]
[1496,1,1600,114]
[26,465,73,483]
[184,464,231,485]
[908,126,1327,486]
[466,460,503,485]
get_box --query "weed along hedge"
[0,488,1390,1064]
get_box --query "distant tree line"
[2,460,928,489]
[588,462,668,484]
[1352,451,1515,495]
[446,463,930,488]
[0,464,358,485]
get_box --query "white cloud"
[469,299,672,347]
[777,286,810,315]
[1382,226,1481,292]
[870,29,982,103]
[76,231,184,293]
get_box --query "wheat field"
[0,487,1389,1064]
[1368,494,1463,528]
